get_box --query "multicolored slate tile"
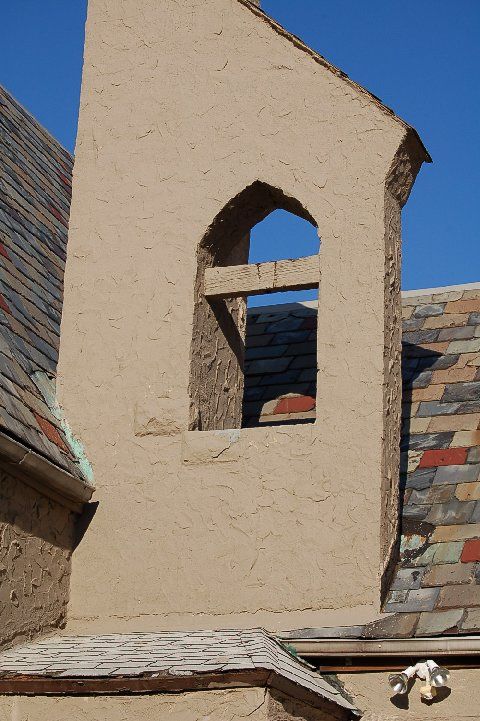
[0,84,84,479]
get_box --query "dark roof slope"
[245,285,480,636]
[0,85,86,480]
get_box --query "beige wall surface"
[0,688,340,721]
[58,0,424,632]
[0,689,266,721]
[339,669,480,721]
[0,470,73,650]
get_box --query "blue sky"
[1,1,479,303]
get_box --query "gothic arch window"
[189,182,320,431]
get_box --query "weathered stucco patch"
[182,429,241,464]
[134,397,184,437]
[0,470,74,650]
[268,690,346,721]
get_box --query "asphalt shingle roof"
[0,629,359,715]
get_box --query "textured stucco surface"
[268,690,347,721]
[0,689,267,721]
[0,688,342,721]
[339,669,480,721]
[0,470,73,650]
[381,137,425,587]
[57,0,425,631]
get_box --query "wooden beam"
[0,670,269,696]
[204,255,319,299]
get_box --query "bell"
[388,672,409,695]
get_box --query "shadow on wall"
[399,343,444,526]
[0,470,76,649]
[0,469,74,550]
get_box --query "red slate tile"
[0,294,11,314]
[58,172,72,187]
[461,539,480,563]
[33,412,69,453]
[0,243,9,259]
[48,204,67,225]
[274,395,316,414]
[419,447,468,468]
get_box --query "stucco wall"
[0,470,74,650]
[58,0,424,632]
[339,669,480,721]
[0,688,340,721]
[0,689,266,721]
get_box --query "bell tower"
[58,0,428,633]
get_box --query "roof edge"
[0,432,94,510]
[402,281,480,297]
[236,0,430,162]
[248,300,317,314]
[246,281,480,315]
[0,83,72,159]
[0,667,358,717]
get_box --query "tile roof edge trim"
[402,281,480,297]
[286,636,480,658]
[0,668,358,717]
[0,431,94,509]
[246,281,480,315]
[235,0,430,162]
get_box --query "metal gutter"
[290,636,480,658]
[0,431,94,509]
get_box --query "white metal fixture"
[388,660,450,700]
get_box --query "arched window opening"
[189,182,319,432]
[248,209,319,307]
[243,210,319,427]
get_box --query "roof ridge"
[402,281,480,297]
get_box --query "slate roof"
[243,301,317,426]
[0,85,86,480]
[244,286,480,637]
[0,629,359,715]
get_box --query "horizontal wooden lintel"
[204,255,319,299]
